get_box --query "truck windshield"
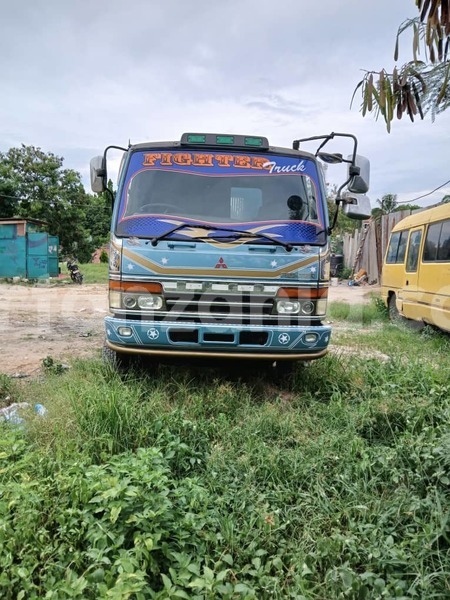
[116,150,326,244]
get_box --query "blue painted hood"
[120,238,322,283]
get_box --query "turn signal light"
[109,281,163,294]
[277,287,328,299]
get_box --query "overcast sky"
[1,0,448,207]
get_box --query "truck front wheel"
[272,360,296,385]
[102,342,134,372]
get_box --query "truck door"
[401,227,423,320]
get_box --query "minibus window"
[423,222,441,261]
[397,231,408,263]
[386,230,408,263]
[386,232,400,263]
[406,230,422,272]
[437,220,450,261]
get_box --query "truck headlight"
[121,294,164,310]
[275,287,328,317]
[300,301,315,315]
[137,295,164,310]
[123,295,138,309]
[109,281,165,312]
[276,300,301,314]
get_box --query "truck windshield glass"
[116,150,325,244]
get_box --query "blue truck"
[90,132,370,373]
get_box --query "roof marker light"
[180,133,269,150]
[216,135,235,145]
[186,134,206,144]
[244,137,264,147]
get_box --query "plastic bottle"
[34,403,47,416]
[1,405,25,427]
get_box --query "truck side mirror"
[342,193,372,220]
[90,156,106,193]
[347,155,370,194]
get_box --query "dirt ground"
[0,282,379,376]
[0,283,108,376]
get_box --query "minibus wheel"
[388,294,401,322]
[388,295,425,330]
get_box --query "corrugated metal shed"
[0,218,59,279]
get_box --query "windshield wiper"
[198,228,294,251]
[147,223,290,248]
[147,223,305,251]
[146,223,215,246]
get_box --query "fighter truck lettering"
[90,132,371,373]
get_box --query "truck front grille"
[118,281,322,326]
[164,292,274,320]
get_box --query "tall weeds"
[1,323,449,598]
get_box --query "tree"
[0,145,93,260]
[441,194,450,203]
[377,193,398,214]
[353,1,450,131]
[326,183,361,253]
[393,203,421,211]
[372,195,421,217]
[0,179,20,218]
[82,179,113,251]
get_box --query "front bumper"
[105,316,331,360]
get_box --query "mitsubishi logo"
[215,257,228,269]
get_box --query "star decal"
[147,328,160,340]
[271,260,278,267]
[310,266,317,273]
[127,263,134,270]
[161,257,169,265]
[278,333,290,345]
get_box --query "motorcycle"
[66,259,83,284]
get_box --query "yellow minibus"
[381,203,450,332]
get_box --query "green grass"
[1,322,450,598]
[79,261,108,284]
[60,261,108,284]
[328,296,387,325]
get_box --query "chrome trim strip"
[106,340,328,361]
[166,300,270,307]
[111,275,327,287]
[110,310,321,322]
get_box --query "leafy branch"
[352,0,450,130]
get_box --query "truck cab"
[91,132,370,371]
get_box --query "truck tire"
[272,360,296,385]
[102,342,133,371]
